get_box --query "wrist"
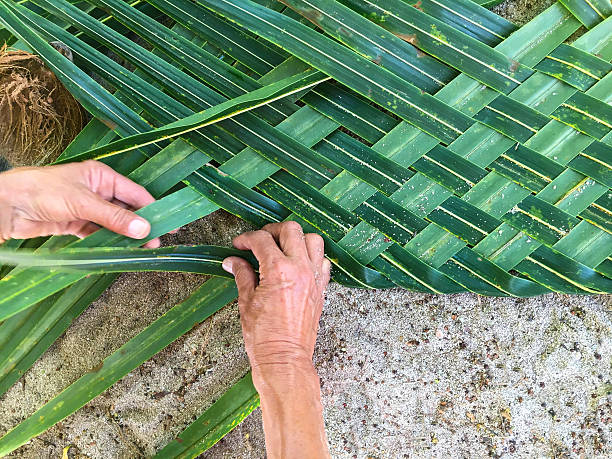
[252,360,319,397]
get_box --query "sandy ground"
[1,211,610,459]
[1,1,611,458]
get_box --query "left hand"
[0,160,159,247]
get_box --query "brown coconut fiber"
[0,45,83,166]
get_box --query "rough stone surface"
[1,1,611,458]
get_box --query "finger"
[111,173,156,210]
[83,161,155,210]
[233,230,284,267]
[110,198,131,210]
[111,199,176,238]
[143,238,161,248]
[261,221,308,258]
[70,219,158,248]
[9,221,71,239]
[73,221,100,238]
[304,233,325,265]
[222,256,257,299]
[74,191,152,240]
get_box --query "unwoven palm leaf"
[0,0,610,455]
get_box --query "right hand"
[222,221,331,384]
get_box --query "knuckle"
[306,233,324,245]
[252,229,270,239]
[80,160,108,189]
[82,160,104,172]
[109,207,130,227]
[236,230,265,244]
[261,222,277,232]
[82,159,99,167]
[234,262,248,276]
[283,221,302,233]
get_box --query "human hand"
[0,160,159,247]
[222,221,331,384]
[222,221,332,458]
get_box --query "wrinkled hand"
[222,221,331,381]
[0,160,159,247]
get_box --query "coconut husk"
[0,44,83,166]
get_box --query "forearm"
[254,364,330,459]
[228,222,331,457]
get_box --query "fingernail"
[128,219,149,239]
[222,259,233,274]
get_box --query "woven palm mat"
[4,0,611,296]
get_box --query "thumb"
[76,192,151,240]
[222,256,257,298]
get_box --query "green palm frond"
[0,245,257,274]
[0,277,238,455]
[0,0,610,455]
[153,373,259,458]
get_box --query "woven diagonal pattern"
[0,0,611,452]
[1,0,611,297]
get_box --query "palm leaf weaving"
[0,0,610,455]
